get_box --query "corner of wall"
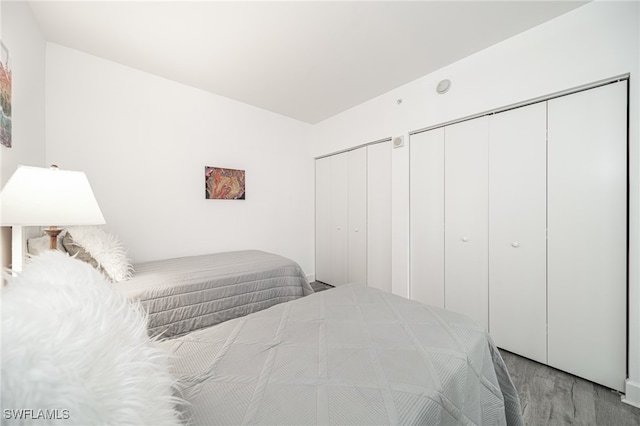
[391,133,410,298]
[1,0,47,270]
[622,379,640,408]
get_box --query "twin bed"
[115,250,313,338]
[161,283,523,425]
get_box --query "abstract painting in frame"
[0,41,12,148]
[205,166,246,200]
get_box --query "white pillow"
[63,226,133,282]
[1,251,182,426]
[27,233,67,256]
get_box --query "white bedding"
[161,284,523,425]
[116,250,313,338]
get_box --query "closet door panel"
[489,102,547,363]
[315,157,332,284]
[445,116,489,330]
[547,81,627,391]
[368,141,392,292]
[410,128,445,308]
[348,147,368,286]
[330,153,349,286]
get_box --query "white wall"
[0,1,46,268]
[45,44,315,275]
[310,1,640,406]
[0,1,46,184]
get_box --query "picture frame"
[0,41,12,149]
[205,166,246,200]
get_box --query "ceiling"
[28,1,588,124]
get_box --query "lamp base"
[44,227,63,250]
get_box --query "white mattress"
[116,250,313,338]
[161,284,523,425]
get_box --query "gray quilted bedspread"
[116,250,313,338]
[161,284,523,426]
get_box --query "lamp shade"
[0,165,105,226]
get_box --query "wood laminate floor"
[500,350,640,426]
[310,281,334,292]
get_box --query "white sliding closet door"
[547,81,627,391]
[410,128,445,308]
[489,103,547,363]
[315,148,369,287]
[315,156,332,284]
[445,117,489,330]
[348,147,367,286]
[330,153,349,286]
[367,141,392,292]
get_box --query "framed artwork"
[205,166,246,200]
[0,41,11,149]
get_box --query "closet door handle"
[511,242,520,248]
[354,228,359,232]
[461,237,469,242]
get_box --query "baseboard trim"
[622,379,640,408]
[306,273,315,283]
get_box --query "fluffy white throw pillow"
[64,226,134,282]
[1,251,182,426]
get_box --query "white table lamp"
[0,165,106,250]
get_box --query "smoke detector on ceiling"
[436,79,451,94]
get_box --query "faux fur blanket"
[1,251,181,425]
